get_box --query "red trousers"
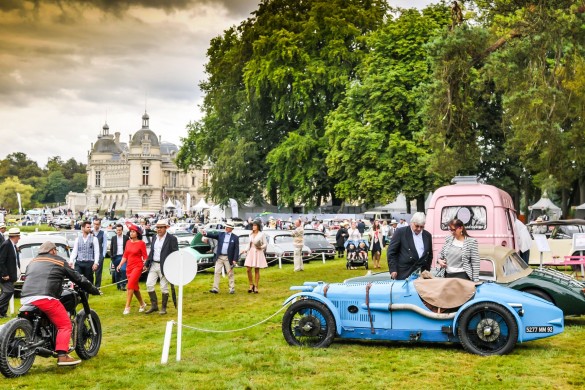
[31,298,72,353]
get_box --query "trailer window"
[441,206,487,231]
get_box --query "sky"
[0,0,434,168]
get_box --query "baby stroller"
[345,239,369,270]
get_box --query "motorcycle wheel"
[75,309,102,360]
[0,318,36,378]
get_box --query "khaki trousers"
[293,247,304,271]
[213,255,234,291]
[146,261,169,293]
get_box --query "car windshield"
[304,234,327,244]
[19,244,69,260]
[274,235,293,244]
[502,252,529,277]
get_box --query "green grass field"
[1,255,584,389]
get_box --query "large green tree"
[423,1,585,215]
[177,0,388,207]
[0,152,43,181]
[325,6,451,210]
[0,176,35,211]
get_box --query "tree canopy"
[178,0,585,216]
[0,153,87,210]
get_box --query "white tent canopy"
[164,199,176,209]
[528,197,561,211]
[193,198,210,211]
[528,196,561,220]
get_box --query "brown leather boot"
[144,291,158,314]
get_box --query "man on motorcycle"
[20,241,100,366]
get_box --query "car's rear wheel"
[523,288,553,304]
[282,300,335,348]
[457,302,518,356]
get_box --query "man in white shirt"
[144,219,179,314]
[69,221,100,285]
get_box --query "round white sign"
[163,251,198,286]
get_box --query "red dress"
[123,240,147,290]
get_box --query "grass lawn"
[1,255,584,389]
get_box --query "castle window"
[142,166,149,185]
[143,144,150,154]
[202,169,209,187]
[171,172,177,188]
[192,176,195,186]
[142,194,149,207]
[95,171,101,187]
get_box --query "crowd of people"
[0,207,495,369]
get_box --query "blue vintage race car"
[282,274,564,355]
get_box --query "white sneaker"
[139,304,147,313]
[123,307,131,315]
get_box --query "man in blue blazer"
[387,212,433,280]
[203,222,239,294]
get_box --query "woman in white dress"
[244,220,268,293]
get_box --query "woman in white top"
[437,218,480,281]
[346,221,362,242]
[244,220,268,293]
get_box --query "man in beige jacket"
[292,218,304,272]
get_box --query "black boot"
[159,293,169,315]
[145,291,158,314]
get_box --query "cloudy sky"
[0,0,434,167]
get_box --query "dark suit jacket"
[387,226,433,280]
[110,234,129,258]
[0,239,19,282]
[205,231,239,264]
[145,233,179,276]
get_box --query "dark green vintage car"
[479,245,585,316]
[345,244,585,316]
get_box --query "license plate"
[525,326,553,333]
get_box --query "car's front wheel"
[457,302,518,356]
[282,300,336,348]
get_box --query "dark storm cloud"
[0,0,260,18]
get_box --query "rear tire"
[523,288,553,304]
[0,318,36,378]
[282,300,336,348]
[457,302,518,356]
[75,309,102,359]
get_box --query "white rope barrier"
[179,304,288,333]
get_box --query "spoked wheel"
[75,309,102,360]
[282,300,336,348]
[0,318,36,378]
[457,302,518,356]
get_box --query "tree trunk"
[417,194,426,212]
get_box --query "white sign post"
[533,234,550,269]
[162,250,198,363]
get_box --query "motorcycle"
[0,283,102,378]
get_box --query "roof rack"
[451,176,483,184]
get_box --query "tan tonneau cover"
[413,278,476,309]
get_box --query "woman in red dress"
[117,223,147,314]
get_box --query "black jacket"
[145,233,179,276]
[387,226,433,279]
[335,227,348,248]
[110,234,129,258]
[21,253,99,299]
[0,239,19,282]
